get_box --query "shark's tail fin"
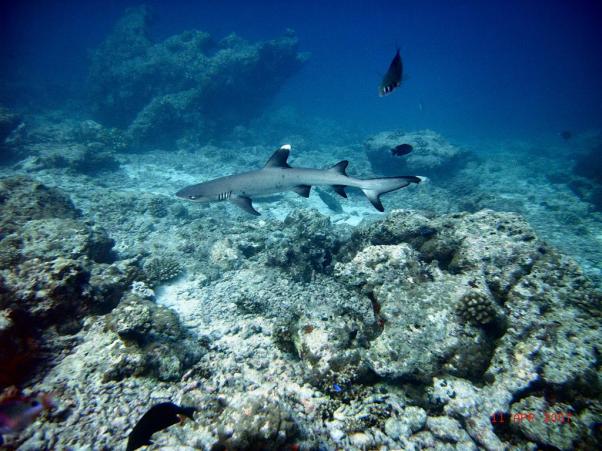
[360,176,421,211]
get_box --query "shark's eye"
[188,195,197,200]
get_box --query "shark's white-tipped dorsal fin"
[264,144,292,168]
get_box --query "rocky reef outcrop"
[3,199,600,449]
[47,290,205,383]
[88,6,307,146]
[146,208,599,450]
[364,129,471,177]
[0,176,134,385]
[333,209,601,450]
[8,117,127,175]
[0,176,201,388]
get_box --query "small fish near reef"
[379,49,403,96]
[391,143,413,157]
[0,391,53,445]
[176,144,422,215]
[126,402,196,451]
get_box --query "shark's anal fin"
[332,185,347,198]
[292,185,311,198]
[231,196,260,216]
[363,190,384,212]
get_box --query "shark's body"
[176,145,420,215]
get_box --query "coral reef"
[75,119,130,152]
[104,292,204,381]
[364,129,471,177]
[456,289,502,326]
[335,243,495,382]
[1,161,600,449]
[149,207,599,449]
[88,6,307,145]
[68,147,121,175]
[146,196,170,218]
[0,176,134,385]
[6,117,126,175]
[142,256,184,286]
[0,176,80,234]
[509,396,588,450]
[263,209,342,281]
[213,392,298,449]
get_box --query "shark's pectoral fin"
[292,185,311,198]
[332,185,347,198]
[231,196,260,216]
[362,189,384,212]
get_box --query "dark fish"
[379,49,403,97]
[126,402,196,451]
[391,143,413,157]
[560,130,573,140]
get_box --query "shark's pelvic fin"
[264,145,292,169]
[332,185,347,198]
[231,196,260,215]
[292,185,311,197]
[329,160,349,175]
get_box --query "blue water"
[2,0,601,142]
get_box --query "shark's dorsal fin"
[329,160,348,176]
[264,144,291,168]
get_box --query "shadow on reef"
[0,106,23,165]
[570,141,602,211]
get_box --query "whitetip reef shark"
[176,144,421,215]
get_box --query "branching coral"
[143,257,183,286]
